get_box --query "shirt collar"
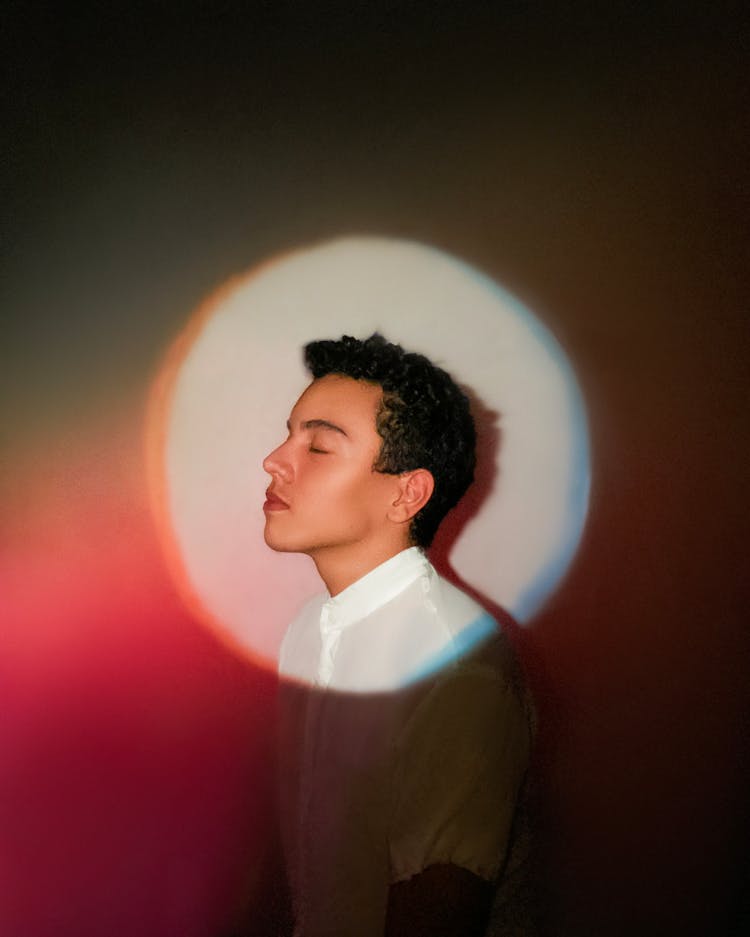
[320,547,431,636]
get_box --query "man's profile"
[262,334,532,936]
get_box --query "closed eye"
[309,446,329,454]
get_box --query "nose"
[263,441,293,481]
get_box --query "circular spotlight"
[147,237,590,671]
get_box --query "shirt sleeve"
[388,662,530,884]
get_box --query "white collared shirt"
[280,546,498,693]
[277,548,531,937]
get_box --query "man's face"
[262,374,399,560]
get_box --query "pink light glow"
[1,412,279,937]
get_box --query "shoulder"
[402,571,531,743]
[411,570,514,678]
[398,648,528,752]
[428,572,489,626]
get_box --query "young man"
[263,334,532,937]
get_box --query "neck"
[311,538,414,597]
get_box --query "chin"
[264,524,303,554]
[263,529,287,552]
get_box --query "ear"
[387,469,435,524]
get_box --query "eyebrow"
[287,418,349,438]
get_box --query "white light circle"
[149,237,590,668]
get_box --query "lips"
[264,489,290,511]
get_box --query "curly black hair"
[303,333,476,548]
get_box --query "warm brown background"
[3,4,748,935]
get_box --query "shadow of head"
[429,384,500,581]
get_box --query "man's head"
[262,333,475,579]
[303,334,476,547]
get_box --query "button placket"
[317,604,341,688]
